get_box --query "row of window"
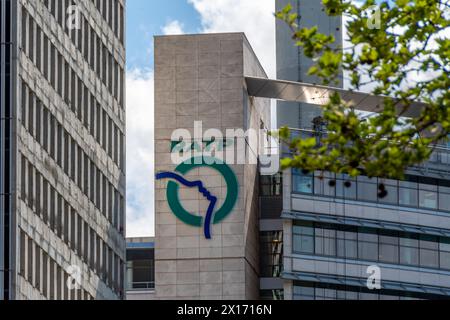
[40,0,124,104]
[21,82,125,228]
[21,74,125,170]
[43,0,125,44]
[293,170,450,212]
[20,155,124,295]
[92,0,125,42]
[293,221,450,271]
[292,281,442,300]
[21,6,124,117]
[19,229,95,300]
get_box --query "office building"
[276,0,450,300]
[0,0,126,300]
[129,0,450,301]
[151,13,450,301]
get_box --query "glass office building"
[275,0,450,300]
[0,0,126,300]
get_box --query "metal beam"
[245,76,427,118]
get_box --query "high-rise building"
[276,0,450,300]
[0,0,126,300]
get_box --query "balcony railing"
[127,281,155,291]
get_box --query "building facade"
[126,237,155,300]
[153,33,271,299]
[276,0,450,300]
[148,1,450,301]
[0,0,126,300]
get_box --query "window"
[315,225,336,256]
[70,70,76,111]
[35,100,41,144]
[43,253,48,298]
[50,115,56,159]
[64,62,70,104]
[336,175,356,199]
[90,227,96,270]
[20,230,26,276]
[378,179,398,204]
[358,229,378,261]
[293,169,313,194]
[317,287,339,300]
[419,183,438,209]
[36,26,41,71]
[337,229,358,259]
[70,137,76,180]
[44,36,49,79]
[49,259,55,299]
[27,238,33,282]
[83,87,89,129]
[293,285,315,300]
[419,235,439,269]
[22,9,27,52]
[28,90,34,137]
[43,108,48,151]
[314,172,336,197]
[440,239,450,270]
[357,176,378,202]
[42,180,48,224]
[260,173,282,196]
[96,236,102,275]
[379,234,399,264]
[50,46,56,87]
[64,203,70,244]
[439,185,450,211]
[77,215,83,255]
[400,235,419,266]
[293,222,314,254]
[21,155,27,202]
[71,208,76,251]
[84,222,89,262]
[57,53,63,96]
[399,181,418,207]
[28,17,34,62]
[35,172,41,218]
[57,195,63,237]
[35,245,41,289]
[28,162,34,209]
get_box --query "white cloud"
[126,69,155,238]
[188,0,276,78]
[161,20,185,35]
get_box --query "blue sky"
[126,0,201,71]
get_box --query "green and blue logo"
[156,156,238,239]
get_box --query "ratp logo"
[156,156,238,239]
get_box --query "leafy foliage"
[275,0,450,179]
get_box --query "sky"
[125,0,277,237]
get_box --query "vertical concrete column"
[154,33,270,300]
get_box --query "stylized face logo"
[156,157,238,239]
